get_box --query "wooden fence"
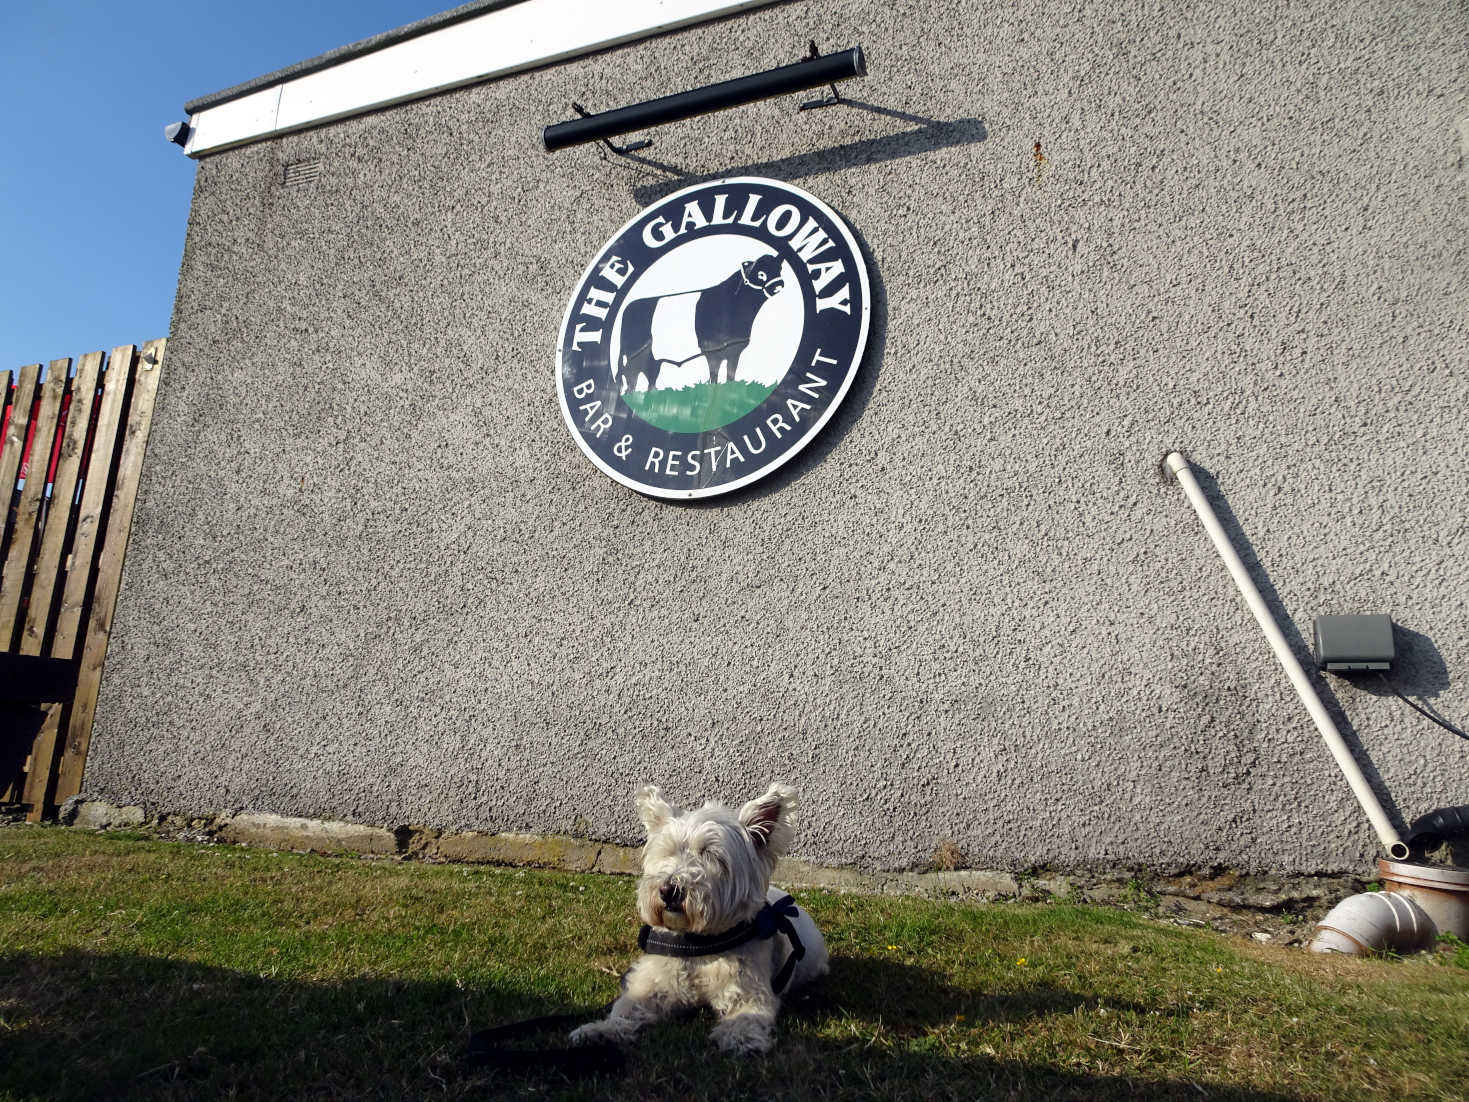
[1,340,165,820]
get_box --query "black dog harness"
[638,893,807,995]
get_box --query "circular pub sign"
[555,177,870,499]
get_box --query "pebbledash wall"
[86,0,1468,876]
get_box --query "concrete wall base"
[47,798,1369,943]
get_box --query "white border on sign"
[555,177,872,500]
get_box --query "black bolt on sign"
[556,177,871,499]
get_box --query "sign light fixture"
[543,46,866,153]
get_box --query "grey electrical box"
[1312,614,1395,672]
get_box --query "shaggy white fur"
[569,782,829,1054]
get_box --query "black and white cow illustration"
[616,255,787,393]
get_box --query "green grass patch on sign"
[2,825,1467,1101]
[622,379,775,433]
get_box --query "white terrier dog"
[570,782,828,1054]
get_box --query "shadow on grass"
[1,950,1307,1102]
[799,954,1160,1026]
[0,949,539,1102]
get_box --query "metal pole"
[543,47,866,152]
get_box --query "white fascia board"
[185,0,785,157]
[189,87,282,153]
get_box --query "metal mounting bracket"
[571,102,653,156]
[798,41,844,110]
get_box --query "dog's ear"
[635,785,675,835]
[738,783,798,855]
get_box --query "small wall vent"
[282,158,322,187]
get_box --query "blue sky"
[1,1,451,372]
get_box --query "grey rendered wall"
[86,0,1469,874]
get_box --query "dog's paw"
[569,1019,624,1047]
[710,1018,775,1055]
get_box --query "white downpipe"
[1164,452,1409,861]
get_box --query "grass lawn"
[1,825,1465,1101]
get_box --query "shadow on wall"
[622,101,989,207]
[0,949,1307,1102]
[1181,462,1410,842]
[1338,622,1453,700]
[1338,626,1468,865]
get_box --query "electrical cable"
[1376,671,1469,742]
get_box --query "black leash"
[467,1004,623,1076]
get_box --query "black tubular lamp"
[542,45,866,153]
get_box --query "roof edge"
[183,0,522,114]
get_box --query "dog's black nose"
[659,881,685,906]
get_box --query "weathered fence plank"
[9,351,106,810]
[0,359,70,650]
[0,365,42,646]
[1,341,165,819]
[18,345,136,818]
[0,365,41,511]
[19,351,105,657]
[52,338,167,809]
